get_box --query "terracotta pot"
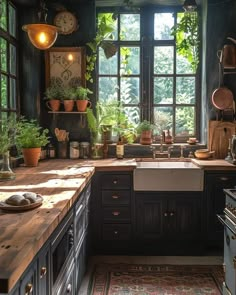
[63,100,74,112]
[140,130,152,145]
[22,147,41,167]
[76,100,92,112]
[46,100,61,112]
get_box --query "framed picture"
[45,47,86,88]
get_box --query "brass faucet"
[151,135,172,159]
[180,145,186,159]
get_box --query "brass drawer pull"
[164,212,168,217]
[25,283,33,294]
[114,231,118,234]
[112,211,120,216]
[112,195,119,199]
[170,212,174,217]
[40,266,47,278]
[220,177,229,181]
[113,180,118,184]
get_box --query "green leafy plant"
[137,120,154,134]
[171,11,199,72]
[16,118,49,148]
[73,86,93,100]
[45,84,63,100]
[86,13,116,83]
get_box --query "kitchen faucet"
[151,135,173,159]
[180,145,186,159]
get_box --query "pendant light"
[22,0,58,50]
[183,0,197,11]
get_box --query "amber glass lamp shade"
[22,23,58,50]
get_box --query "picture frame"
[45,47,86,88]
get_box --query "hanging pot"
[211,63,233,110]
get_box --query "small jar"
[70,141,80,159]
[79,142,90,159]
[47,144,56,159]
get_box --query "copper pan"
[211,63,233,110]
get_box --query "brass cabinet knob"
[112,195,119,199]
[25,283,33,294]
[113,180,118,184]
[40,266,47,278]
[112,211,120,216]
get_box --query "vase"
[0,151,16,181]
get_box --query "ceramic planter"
[46,100,61,112]
[63,100,74,112]
[140,130,152,145]
[76,100,91,112]
[22,147,41,167]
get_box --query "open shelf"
[48,111,87,114]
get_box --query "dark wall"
[18,0,236,144]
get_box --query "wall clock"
[54,11,78,35]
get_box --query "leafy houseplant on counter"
[45,84,63,112]
[0,116,16,181]
[61,86,75,112]
[137,120,155,145]
[15,118,49,167]
[73,86,93,112]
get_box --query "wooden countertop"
[0,157,235,293]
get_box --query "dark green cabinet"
[205,171,236,247]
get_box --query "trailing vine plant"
[171,11,200,72]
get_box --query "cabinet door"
[206,172,236,243]
[19,265,37,295]
[38,244,50,295]
[135,193,166,240]
[168,193,202,240]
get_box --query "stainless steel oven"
[218,188,236,295]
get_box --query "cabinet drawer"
[101,174,131,189]
[103,207,130,222]
[102,224,131,240]
[102,190,130,205]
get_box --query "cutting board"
[208,120,236,159]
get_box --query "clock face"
[54,12,78,35]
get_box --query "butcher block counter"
[0,157,235,294]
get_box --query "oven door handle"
[217,214,236,236]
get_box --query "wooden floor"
[78,255,223,295]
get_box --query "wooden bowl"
[194,149,215,160]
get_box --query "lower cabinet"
[134,191,204,255]
[7,182,91,295]
[205,171,236,248]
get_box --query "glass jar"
[70,141,80,159]
[0,151,15,181]
[79,142,90,159]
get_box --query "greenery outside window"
[97,7,200,142]
[0,0,18,123]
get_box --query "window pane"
[120,47,140,75]
[9,4,16,37]
[0,37,7,72]
[154,77,173,104]
[1,74,8,108]
[176,53,194,74]
[154,13,174,40]
[0,0,7,31]
[121,77,140,104]
[154,46,174,74]
[120,14,140,41]
[176,77,195,104]
[154,107,173,135]
[99,77,118,102]
[10,44,16,76]
[99,47,117,75]
[176,106,195,136]
[10,78,16,109]
[124,106,140,125]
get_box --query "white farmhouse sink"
[134,160,204,191]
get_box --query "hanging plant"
[86,13,117,83]
[171,11,200,72]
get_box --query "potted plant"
[61,86,75,112]
[45,84,63,112]
[0,116,16,180]
[15,117,49,166]
[137,120,155,145]
[73,86,93,112]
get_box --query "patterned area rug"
[89,263,224,295]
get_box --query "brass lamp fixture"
[183,0,197,11]
[22,0,58,50]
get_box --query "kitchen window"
[0,0,18,122]
[97,7,200,142]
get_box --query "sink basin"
[134,160,204,191]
